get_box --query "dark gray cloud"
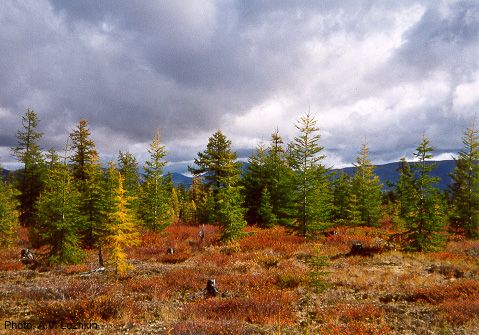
[0,0,478,169]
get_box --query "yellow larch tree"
[107,172,140,275]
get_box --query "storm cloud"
[0,0,478,172]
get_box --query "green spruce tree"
[258,188,277,228]
[36,148,84,264]
[189,130,242,222]
[404,136,446,251]
[217,160,247,241]
[139,131,172,230]
[290,113,332,236]
[449,121,479,238]
[0,167,19,247]
[331,172,352,224]
[350,144,383,226]
[118,150,141,213]
[12,109,45,227]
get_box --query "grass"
[0,224,478,334]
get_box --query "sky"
[0,0,478,174]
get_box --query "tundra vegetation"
[0,109,478,334]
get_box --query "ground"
[0,224,478,335]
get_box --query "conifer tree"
[331,172,352,224]
[106,173,140,275]
[170,187,180,221]
[350,144,383,226]
[258,188,277,228]
[12,109,45,227]
[450,121,479,238]
[217,161,247,241]
[404,136,446,251]
[189,130,246,239]
[242,144,268,224]
[395,158,416,227]
[187,177,211,224]
[69,119,103,247]
[290,113,332,236]
[242,130,295,226]
[69,119,98,186]
[36,148,84,264]
[188,130,242,221]
[139,131,172,230]
[118,150,141,213]
[0,167,19,247]
[266,129,295,224]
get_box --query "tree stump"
[205,279,219,297]
[20,249,35,266]
[349,242,364,256]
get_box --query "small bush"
[0,259,23,271]
[440,298,479,325]
[320,321,391,335]
[32,295,128,322]
[317,303,385,324]
[409,279,479,304]
[184,292,297,325]
[239,227,305,256]
[171,320,246,335]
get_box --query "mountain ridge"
[2,160,457,190]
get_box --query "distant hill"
[333,160,456,190]
[170,160,457,190]
[2,168,8,180]
[1,160,458,190]
[170,172,193,188]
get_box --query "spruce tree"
[170,187,180,221]
[350,144,383,226]
[258,188,277,228]
[450,121,479,238]
[395,158,416,224]
[331,172,352,224]
[139,131,172,230]
[266,129,295,224]
[69,119,103,247]
[242,129,295,226]
[404,136,446,251]
[242,144,268,224]
[187,177,211,224]
[217,161,247,241]
[118,150,141,213]
[188,130,242,221]
[69,119,98,186]
[0,168,19,247]
[12,109,45,227]
[290,113,332,236]
[36,149,84,264]
[106,173,140,275]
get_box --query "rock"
[166,247,174,255]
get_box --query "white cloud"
[453,74,479,110]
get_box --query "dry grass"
[1,225,478,334]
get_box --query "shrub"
[0,259,23,271]
[409,279,479,304]
[171,320,246,335]
[440,298,479,325]
[239,227,305,256]
[184,292,297,325]
[32,295,128,322]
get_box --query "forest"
[0,109,478,334]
